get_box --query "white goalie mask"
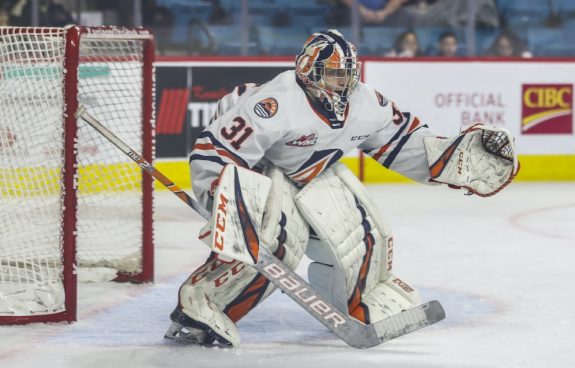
[295,29,361,122]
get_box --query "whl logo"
[521,84,573,134]
[286,133,317,147]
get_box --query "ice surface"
[1,183,574,368]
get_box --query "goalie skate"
[164,308,234,347]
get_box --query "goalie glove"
[424,124,519,197]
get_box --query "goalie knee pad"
[175,164,308,340]
[296,163,420,323]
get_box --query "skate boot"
[164,287,240,347]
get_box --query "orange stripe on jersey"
[407,117,421,134]
[371,142,392,161]
[290,156,330,184]
[193,142,245,167]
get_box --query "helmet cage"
[295,30,361,119]
[313,57,361,99]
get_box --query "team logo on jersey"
[375,90,388,107]
[286,133,318,147]
[254,98,278,118]
[521,84,572,134]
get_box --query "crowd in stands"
[0,0,574,57]
[1,0,75,27]
[144,0,574,57]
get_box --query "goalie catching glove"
[424,124,519,196]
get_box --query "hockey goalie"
[165,30,519,347]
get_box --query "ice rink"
[0,182,573,368]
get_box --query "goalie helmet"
[295,29,361,122]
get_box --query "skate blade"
[163,322,231,348]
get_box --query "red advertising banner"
[521,84,573,135]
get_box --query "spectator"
[486,29,532,58]
[386,30,423,57]
[143,0,174,54]
[6,0,30,26]
[340,0,500,28]
[0,7,10,26]
[6,0,74,27]
[341,0,408,25]
[208,0,232,25]
[188,18,216,55]
[44,0,74,27]
[436,31,458,57]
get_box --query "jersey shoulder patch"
[254,97,278,118]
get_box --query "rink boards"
[152,58,575,186]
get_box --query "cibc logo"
[521,84,573,134]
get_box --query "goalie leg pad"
[359,275,421,321]
[173,165,308,344]
[222,166,308,321]
[296,163,420,323]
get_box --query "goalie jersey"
[190,70,436,209]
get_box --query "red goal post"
[0,26,155,324]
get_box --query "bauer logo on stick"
[254,98,278,118]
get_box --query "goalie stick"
[75,106,445,349]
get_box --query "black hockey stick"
[75,106,445,349]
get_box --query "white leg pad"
[360,275,421,320]
[296,163,420,323]
[181,164,308,331]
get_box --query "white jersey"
[190,70,435,209]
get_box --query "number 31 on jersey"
[221,117,253,150]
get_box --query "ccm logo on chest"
[263,263,346,329]
[351,134,370,141]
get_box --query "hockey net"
[0,27,155,324]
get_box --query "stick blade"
[350,300,445,349]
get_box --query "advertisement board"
[153,58,575,184]
[364,60,575,155]
[155,60,292,158]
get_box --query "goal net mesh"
[0,28,147,317]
